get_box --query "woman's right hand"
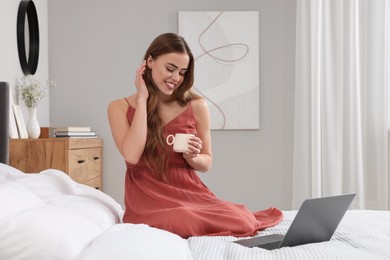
[135,60,149,101]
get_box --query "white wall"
[48,0,296,211]
[0,0,50,126]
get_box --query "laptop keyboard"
[258,241,281,250]
[234,234,284,249]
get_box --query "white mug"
[166,133,194,153]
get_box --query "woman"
[107,32,283,238]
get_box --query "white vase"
[26,108,40,139]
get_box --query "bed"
[1,163,390,260]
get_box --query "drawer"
[9,138,103,189]
[84,176,102,190]
[68,148,101,184]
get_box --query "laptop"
[233,193,356,250]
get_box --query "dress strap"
[124,97,130,106]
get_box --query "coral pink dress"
[122,101,283,238]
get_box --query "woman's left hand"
[183,136,202,159]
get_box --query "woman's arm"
[183,98,213,172]
[107,61,149,164]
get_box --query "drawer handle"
[78,160,86,164]
[93,156,100,160]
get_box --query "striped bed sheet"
[188,210,390,260]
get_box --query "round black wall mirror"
[17,0,40,75]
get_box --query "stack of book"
[40,126,98,138]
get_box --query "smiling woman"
[107,32,283,239]
[17,0,40,76]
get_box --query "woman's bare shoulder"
[108,95,135,109]
[108,95,136,113]
[190,97,210,122]
[191,97,209,112]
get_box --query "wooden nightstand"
[9,138,103,190]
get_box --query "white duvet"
[0,164,192,260]
[1,163,390,260]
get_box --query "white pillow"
[78,224,193,260]
[0,206,103,260]
[0,181,45,219]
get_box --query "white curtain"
[293,0,390,210]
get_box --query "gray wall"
[0,0,50,126]
[48,0,296,211]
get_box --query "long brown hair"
[142,33,200,180]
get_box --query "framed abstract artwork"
[178,11,259,130]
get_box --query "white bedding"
[0,164,192,260]
[1,163,390,260]
[188,210,390,259]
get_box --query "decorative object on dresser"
[16,76,56,139]
[55,131,98,137]
[40,126,97,138]
[26,107,40,138]
[12,105,28,139]
[8,86,19,139]
[56,126,97,138]
[0,82,10,164]
[9,137,103,189]
[55,126,92,132]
